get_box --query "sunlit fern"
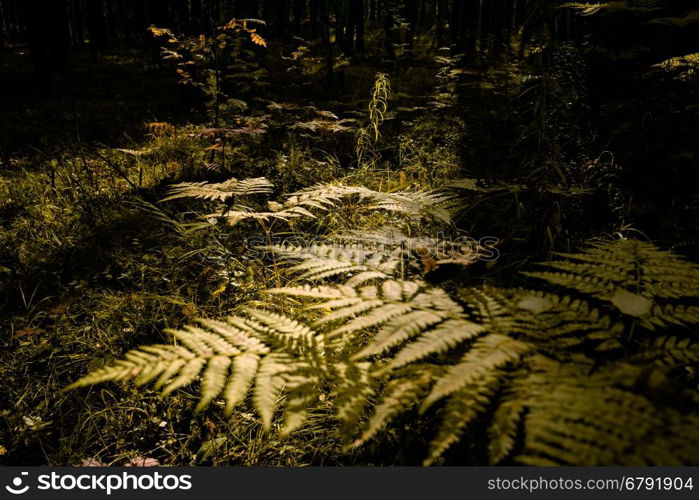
[260,242,404,283]
[161,177,274,202]
[69,238,699,465]
[162,177,460,227]
[67,311,328,436]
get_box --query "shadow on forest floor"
[0,44,193,162]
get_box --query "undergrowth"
[2,22,698,466]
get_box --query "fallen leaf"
[517,295,553,314]
[609,289,652,317]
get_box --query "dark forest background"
[0,1,698,466]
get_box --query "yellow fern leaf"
[250,32,267,48]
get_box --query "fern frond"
[262,243,402,282]
[488,392,526,464]
[631,336,699,366]
[254,353,293,430]
[267,283,352,300]
[332,361,375,433]
[249,32,267,48]
[560,2,618,15]
[285,183,459,223]
[355,310,446,359]
[68,314,321,433]
[162,358,208,397]
[498,357,699,466]
[369,190,461,224]
[383,318,484,371]
[197,182,458,227]
[274,280,464,349]
[245,308,322,354]
[195,356,232,412]
[280,391,317,437]
[475,288,625,350]
[161,177,274,202]
[524,240,699,327]
[214,205,316,227]
[339,229,481,269]
[526,240,699,298]
[223,353,260,415]
[196,318,270,353]
[355,366,438,447]
[421,334,532,410]
[424,377,500,465]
